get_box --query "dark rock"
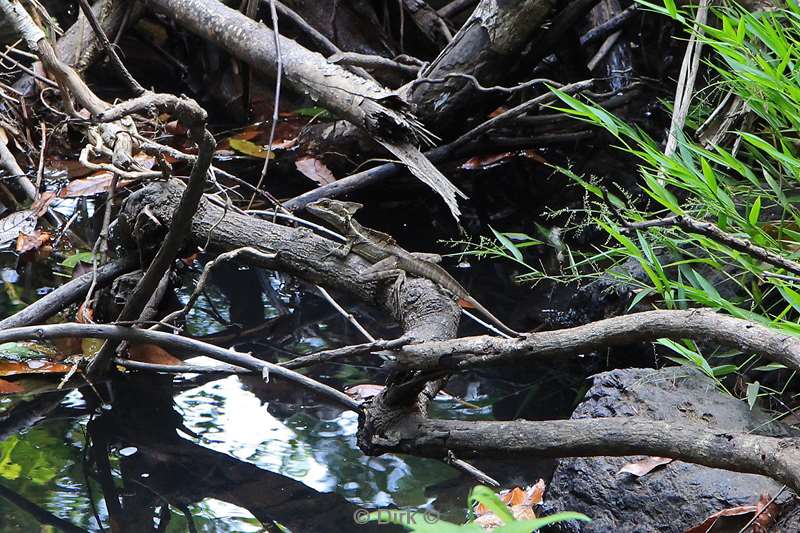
[542,367,796,533]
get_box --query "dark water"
[0,146,590,532]
[0,246,503,532]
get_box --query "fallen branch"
[0,322,359,411]
[284,79,593,210]
[0,256,137,330]
[394,309,800,372]
[360,413,800,494]
[0,0,136,169]
[148,0,465,220]
[624,215,800,277]
[87,92,216,378]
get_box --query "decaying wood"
[147,0,466,219]
[407,0,559,131]
[87,93,216,377]
[115,179,460,342]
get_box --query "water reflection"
[0,363,466,531]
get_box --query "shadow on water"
[0,141,601,531]
[0,252,477,532]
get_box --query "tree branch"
[394,309,800,372]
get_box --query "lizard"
[306,198,522,338]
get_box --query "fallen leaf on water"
[31,191,56,217]
[344,383,384,401]
[0,210,36,247]
[0,378,24,394]
[51,337,83,357]
[127,344,182,365]
[618,456,674,477]
[228,138,275,159]
[684,505,757,533]
[460,152,514,170]
[475,481,545,516]
[16,230,51,254]
[0,360,71,376]
[59,174,133,198]
[295,156,336,185]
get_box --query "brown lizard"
[306,198,522,338]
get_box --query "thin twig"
[155,247,276,330]
[249,0,282,209]
[315,285,376,342]
[75,0,144,95]
[623,215,800,277]
[664,0,709,158]
[280,336,411,370]
[410,73,562,94]
[0,322,362,411]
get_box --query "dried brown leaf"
[528,479,546,506]
[60,174,133,198]
[0,360,71,377]
[460,152,514,170]
[753,493,780,533]
[295,156,336,185]
[31,191,56,217]
[618,456,674,477]
[0,378,25,394]
[344,384,384,401]
[15,230,51,254]
[684,505,757,533]
[126,344,182,365]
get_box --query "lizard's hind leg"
[360,257,407,303]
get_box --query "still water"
[0,260,495,532]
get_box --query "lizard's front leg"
[322,240,353,260]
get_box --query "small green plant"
[464,2,800,405]
[60,250,95,269]
[368,484,590,532]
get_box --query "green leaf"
[469,486,515,524]
[746,381,760,409]
[228,138,275,159]
[748,196,762,226]
[490,227,524,262]
[712,364,739,377]
[754,363,787,371]
[293,106,334,119]
[494,512,591,533]
[61,251,94,269]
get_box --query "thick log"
[407,0,557,132]
[116,179,460,343]
[359,412,800,494]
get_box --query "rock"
[542,367,796,533]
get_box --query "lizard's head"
[307,198,363,224]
